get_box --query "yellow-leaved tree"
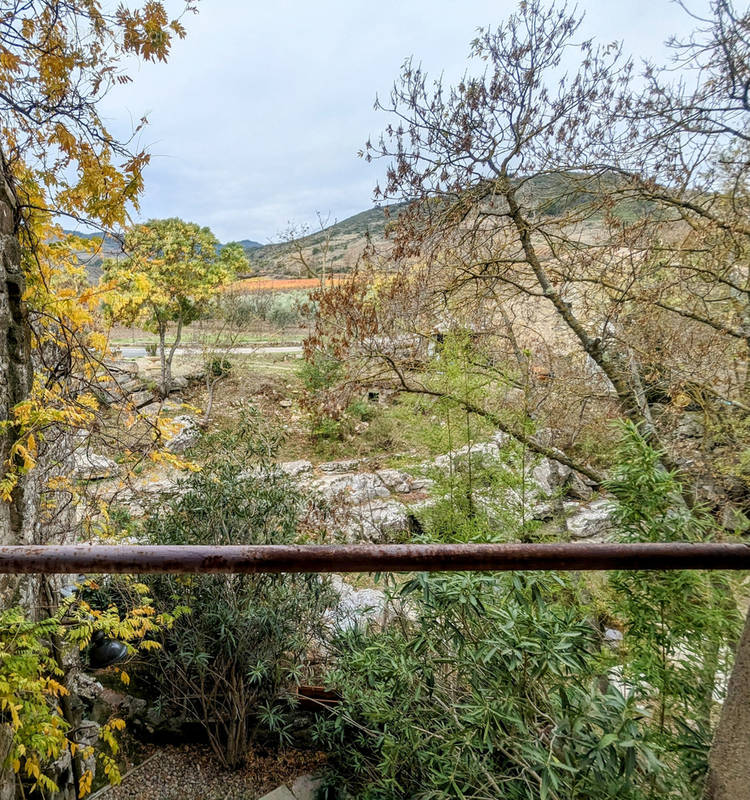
[0,0,195,569]
[0,2,195,797]
[103,218,248,396]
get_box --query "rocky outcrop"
[311,471,391,505]
[302,464,432,543]
[341,500,410,543]
[319,458,360,473]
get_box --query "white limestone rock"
[324,574,388,632]
[129,389,158,409]
[343,500,409,542]
[163,415,200,453]
[319,459,360,473]
[312,472,391,504]
[375,468,414,494]
[566,498,614,541]
[73,451,119,480]
[279,459,314,477]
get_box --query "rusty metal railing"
[1,542,749,573]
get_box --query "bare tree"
[281,211,337,289]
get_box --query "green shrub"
[299,350,344,394]
[414,435,543,544]
[230,290,312,328]
[315,571,658,800]
[209,356,232,377]
[138,407,336,768]
[312,415,343,441]
[347,398,375,423]
[606,421,746,794]
[312,441,658,799]
[299,351,347,440]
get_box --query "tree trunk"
[158,322,168,397]
[165,316,183,396]
[0,158,33,800]
[159,316,182,398]
[0,167,32,549]
[704,606,750,800]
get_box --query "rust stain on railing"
[0,542,749,574]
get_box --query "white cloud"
[99,0,711,241]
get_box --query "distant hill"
[235,238,263,250]
[248,205,404,276]
[64,176,652,284]
[62,229,124,254]
[245,175,653,277]
[218,238,263,261]
[60,229,124,283]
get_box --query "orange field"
[230,275,346,293]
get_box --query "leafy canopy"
[0,1,193,498]
[103,218,247,331]
[1,0,194,227]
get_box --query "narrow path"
[118,345,303,359]
[101,744,325,800]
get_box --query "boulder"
[104,359,139,376]
[279,459,314,477]
[70,673,103,703]
[141,705,190,738]
[410,477,435,492]
[312,472,391,505]
[72,451,119,481]
[319,459,360,473]
[604,628,624,647]
[565,471,595,501]
[532,458,572,496]
[433,441,504,469]
[259,788,296,800]
[129,389,158,409]
[721,504,750,534]
[163,415,200,453]
[118,377,145,394]
[290,775,323,800]
[566,498,614,541]
[324,575,388,632]
[375,468,414,494]
[674,412,705,439]
[343,500,409,542]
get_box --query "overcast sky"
[99,0,711,243]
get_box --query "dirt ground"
[104,743,326,800]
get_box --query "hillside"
[67,175,650,283]
[247,205,404,276]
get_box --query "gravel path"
[104,744,326,800]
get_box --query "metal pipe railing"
[1,542,749,573]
